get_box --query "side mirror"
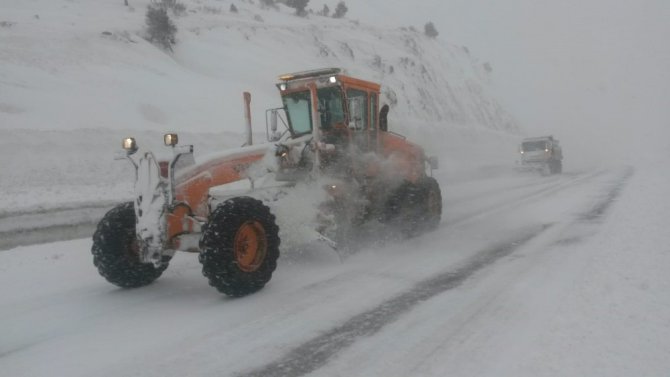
[270,109,278,133]
[379,104,389,132]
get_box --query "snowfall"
[1,0,669,376]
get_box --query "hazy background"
[338,0,670,166]
[1,0,668,211]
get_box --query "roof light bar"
[278,68,342,81]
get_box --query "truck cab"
[275,68,428,183]
[519,135,563,174]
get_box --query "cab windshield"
[281,86,345,136]
[522,141,548,152]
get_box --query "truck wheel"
[91,202,170,288]
[383,181,424,237]
[419,176,442,231]
[549,160,562,174]
[199,197,280,297]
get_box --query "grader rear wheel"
[382,181,424,237]
[419,176,442,231]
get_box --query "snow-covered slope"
[0,0,517,134]
[0,0,520,212]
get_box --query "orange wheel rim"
[234,221,267,272]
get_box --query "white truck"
[518,136,563,174]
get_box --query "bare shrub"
[152,0,187,16]
[332,1,347,18]
[145,4,177,51]
[285,0,309,16]
[424,21,438,38]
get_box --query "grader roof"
[277,67,380,92]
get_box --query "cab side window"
[370,93,377,130]
[317,87,345,130]
[346,89,368,131]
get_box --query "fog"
[2,2,670,375]
[339,0,670,167]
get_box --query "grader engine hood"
[134,152,169,265]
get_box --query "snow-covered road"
[2,166,669,377]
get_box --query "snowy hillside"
[0,0,516,133]
[0,0,519,212]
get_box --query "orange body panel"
[167,151,266,241]
[379,132,425,183]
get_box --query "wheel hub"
[234,221,267,272]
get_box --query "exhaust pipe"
[243,91,252,146]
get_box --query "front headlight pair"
[122,133,179,155]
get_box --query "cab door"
[346,88,373,153]
[369,92,379,152]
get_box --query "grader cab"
[91,68,442,297]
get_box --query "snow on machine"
[91,68,442,296]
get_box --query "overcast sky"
[342,0,670,164]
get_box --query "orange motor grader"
[92,68,442,297]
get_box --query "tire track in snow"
[444,169,606,227]
[446,172,565,205]
[238,229,547,377]
[580,166,634,221]
[239,168,633,377]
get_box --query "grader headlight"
[164,133,179,147]
[122,137,138,155]
[275,144,290,158]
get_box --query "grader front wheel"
[233,220,268,273]
[199,197,280,297]
[91,202,170,288]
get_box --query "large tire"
[418,176,442,231]
[382,181,425,237]
[199,197,280,297]
[549,159,562,174]
[92,202,170,288]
